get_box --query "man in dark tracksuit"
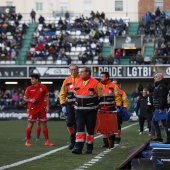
[152,73,169,142]
[136,88,153,135]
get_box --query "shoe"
[144,128,149,131]
[72,147,82,154]
[25,140,31,146]
[68,142,75,150]
[45,140,54,146]
[152,138,163,142]
[148,133,155,137]
[139,132,143,135]
[115,137,121,145]
[84,150,92,154]
[36,137,40,141]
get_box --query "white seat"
[93,56,98,60]
[0,61,5,64]
[71,61,77,64]
[77,61,82,64]
[61,60,67,65]
[47,56,53,60]
[46,60,53,64]
[71,47,76,52]
[69,52,75,56]
[25,60,32,64]
[81,47,86,51]
[10,60,16,64]
[92,60,98,65]
[104,38,109,43]
[55,60,61,64]
[85,60,92,65]
[5,60,11,64]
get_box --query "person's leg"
[85,109,98,154]
[115,115,122,144]
[152,116,163,142]
[40,111,54,146]
[25,121,34,146]
[139,116,144,134]
[36,120,41,141]
[72,110,86,154]
[66,105,76,149]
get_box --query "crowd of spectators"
[0,9,28,62]
[0,85,60,111]
[26,11,128,65]
[137,8,170,65]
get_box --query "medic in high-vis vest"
[72,66,103,154]
[60,64,80,150]
[112,79,129,144]
[99,72,122,148]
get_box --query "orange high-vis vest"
[100,80,121,109]
[74,77,99,110]
[60,74,80,105]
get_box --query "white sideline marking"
[0,122,138,170]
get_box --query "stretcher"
[94,110,118,148]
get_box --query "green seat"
[120,59,130,65]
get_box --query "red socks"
[36,126,41,138]
[43,127,49,141]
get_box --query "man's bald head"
[154,73,164,82]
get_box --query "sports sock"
[43,127,49,141]
[36,126,41,138]
[26,127,32,140]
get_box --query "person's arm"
[114,85,122,107]
[122,91,129,109]
[59,80,67,105]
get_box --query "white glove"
[62,106,67,114]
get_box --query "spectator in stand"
[65,11,70,20]
[136,51,144,65]
[30,9,36,23]
[38,15,45,24]
[17,13,22,21]
[108,54,114,65]
[155,7,161,18]
[98,53,104,64]
[102,56,109,65]
[115,49,122,58]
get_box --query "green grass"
[0,120,155,170]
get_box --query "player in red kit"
[23,74,54,147]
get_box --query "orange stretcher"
[94,110,118,148]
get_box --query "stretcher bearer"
[112,79,129,144]
[60,64,80,149]
[99,72,122,148]
[72,66,103,154]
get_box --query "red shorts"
[27,108,47,123]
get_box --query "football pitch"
[0,120,152,170]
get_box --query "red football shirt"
[24,83,49,112]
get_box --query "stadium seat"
[46,60,53,64]
[92,60,98,65]
[25,60,32,64]
[55,60,62,64]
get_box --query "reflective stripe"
[122,97,127,100]
[99,101,115,105]
[114,92,119,95]
[67,98,76,102]
[76,132,85,142]
[86,134,94,144]
[75,95,97,98]
[74,105,98,110]
[67,126,75,134]
[68,90,74,93]
[103,94,115,97]
[60,87,67,92]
